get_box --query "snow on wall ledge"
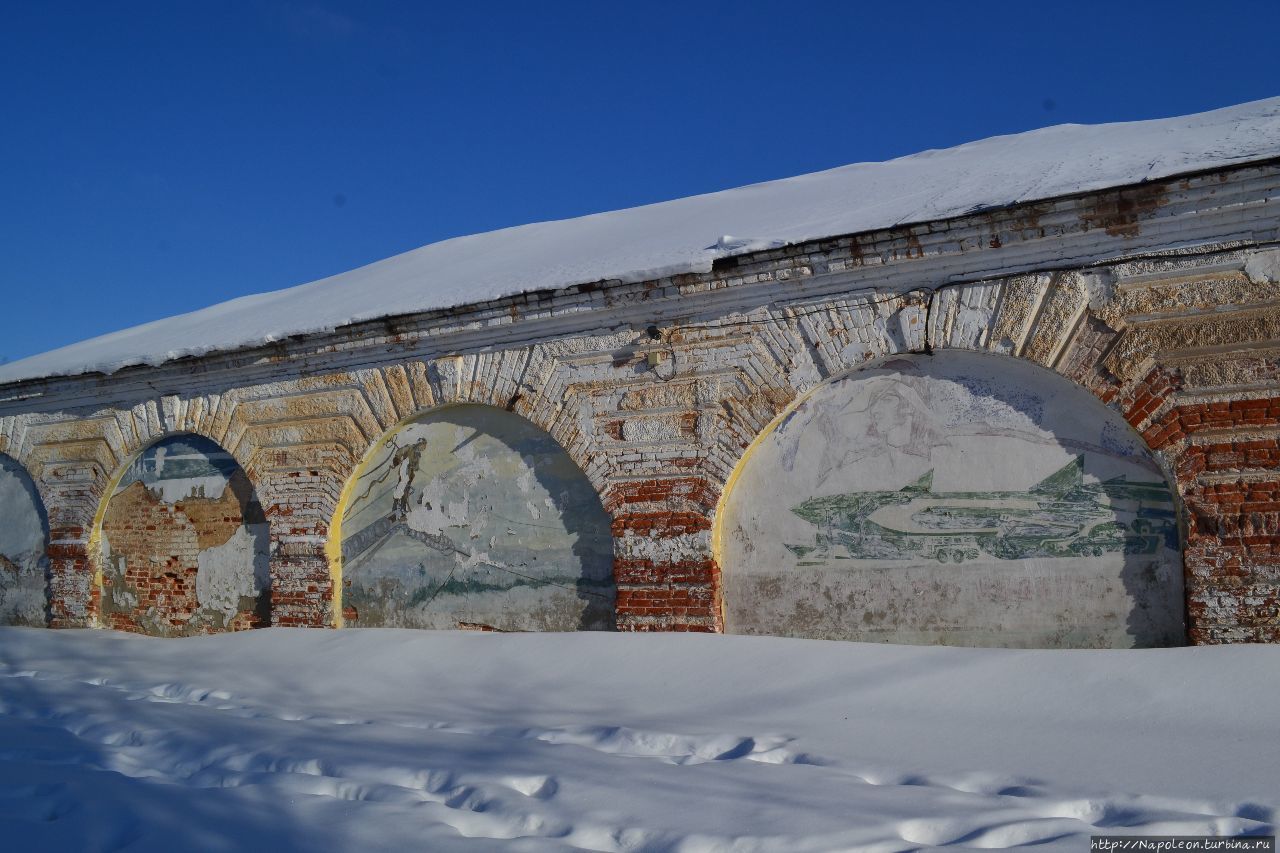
[3,97,1280,385]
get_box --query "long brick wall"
[1,160,1279,642]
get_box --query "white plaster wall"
[720,351,1185,648]
[340,406,615,631]
[196,523,270,624]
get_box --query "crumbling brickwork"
[1,160,1278,642]
[99,472,267,636]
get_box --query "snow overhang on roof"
[4,97,1280,386]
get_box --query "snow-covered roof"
[5,97,1280,386]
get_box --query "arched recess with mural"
[93,434,270,636]
[715,350,1186,648]
[0,453,50,626]
[330,403,616,631]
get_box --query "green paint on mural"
[786,456,1176,564]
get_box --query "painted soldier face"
[867,392,901,435]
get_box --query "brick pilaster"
[1116,370,1280,643]
[606,477,722,632]
[47,527,94,628]
[262,470,336,628]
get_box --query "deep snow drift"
[3,97,1279,385]
[0,628,1275,851]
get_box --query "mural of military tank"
[784,456,1177,565]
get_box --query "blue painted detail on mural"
[953,375,1046,426]
[115,435,245,504]
[1100,419,1145,460]
[340,406,615,631]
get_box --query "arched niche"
[97,434,270,636]
[334,404,615,631]
[717,351,1185,648]
[0,454,50,626]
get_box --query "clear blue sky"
[3,0,1278,366]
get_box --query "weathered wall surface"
[339,405,614,631]
[719,352,1183,647]
[0,160,1277,643]
[99,436,269,636]
[0,454,48,625]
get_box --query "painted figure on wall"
[720,351,1185,649]
[810,373,950,487]
[99,435,270,636]
[339,405,615,632]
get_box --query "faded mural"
[100,435,270,636]
[720,351,1185,648]
[0,454,49,626]
[339,405,615,631]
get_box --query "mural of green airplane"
[784,456,1177,565]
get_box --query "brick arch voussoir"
[334,349,610,535]
[0,414,129,535]
[714,273,1191,533]
[442,349,612,505]
[709,285,1202,638]
[325,363,618,628]
[90,420,269,577]
[921,274,1162,425]
[693,296,927,509]
[0,413,134,626]
[110,426,264,502]
[924,280,1195,510]
[24,401,266,629]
